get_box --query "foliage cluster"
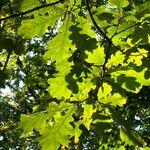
[0,0,150,149]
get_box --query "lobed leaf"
[36,107,75,150]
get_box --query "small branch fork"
[85,0,140,79]
[85,0,112,78]
[0,0,64,22]
[1,0,140,81]
[84,0,110,42]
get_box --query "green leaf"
[70,77,95,101]
[135,1,150,20]
[19,101,73,138]
[98,82,112,99]
[106,51,125,68]
[93,114,113,135]
[111,68,150,93]
[36,107,75,150]
[97,82,126,106]
[120,127,146,146]
[47,75,72,100]
[94,6,115,27]
[69,23,97,51]
[74,120,82,143]
[108,0,129,10]
[46,101,72,115]
[46,0,55,2]
[127,48,148,66]
[18,6,63,38]
[117,146,126,150]
[143,147,150,150]
[107,46,148,68]
[20,113,49,136]
[19,0,41,11]
[83,104,95,130]
[76,17,96,37]
[107,21,135,45]
[101,93,126,107]
[44,18,75,63]
[131,23,150,44]
[55,59,73,75]
[85,46,105,66]
[19,102,65,137]
[18,17,50,38]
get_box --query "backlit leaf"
[100,93,126,106]
[97,82,112,100]
[36,107,75,150]
[83,104,95,130]
[20,113,49,136]
[19,0,41,11]
[111,69,150,93]
[74,120,82,143]
[85,46,105,66]
[44,18,75,62]
[18,6,63,38]
[70,77,95,101]
[18,16,52,38]
[98,82,126,106]
[47,75,72,100]
[108,0,129,11]
[120,127,146,146]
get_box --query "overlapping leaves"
[20,102,75,150]
[17,0,150,149]
[18,2,64,38]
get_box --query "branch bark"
[85,0,110,41]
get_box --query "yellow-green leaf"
[47,75,72,100]
[108,0,129,10]
[36,107,75,150]
[85,46,105,66]
[19,0,41,11]
[120,127,146,146]
[83,104,95,130]
[44,19,75,62]
[20,113,49,136]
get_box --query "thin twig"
[111,22,140,39]
[3,51,11,72]
[111,18,122,38]
[102,40,112,74]
[0,0,64,22]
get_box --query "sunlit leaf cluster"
[0,0,150,149]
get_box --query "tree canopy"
[0,0,150,149]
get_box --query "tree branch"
[0,0,64,22]
[85,0,110,41]
[85,0,113,79]
[101,40,112,78]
